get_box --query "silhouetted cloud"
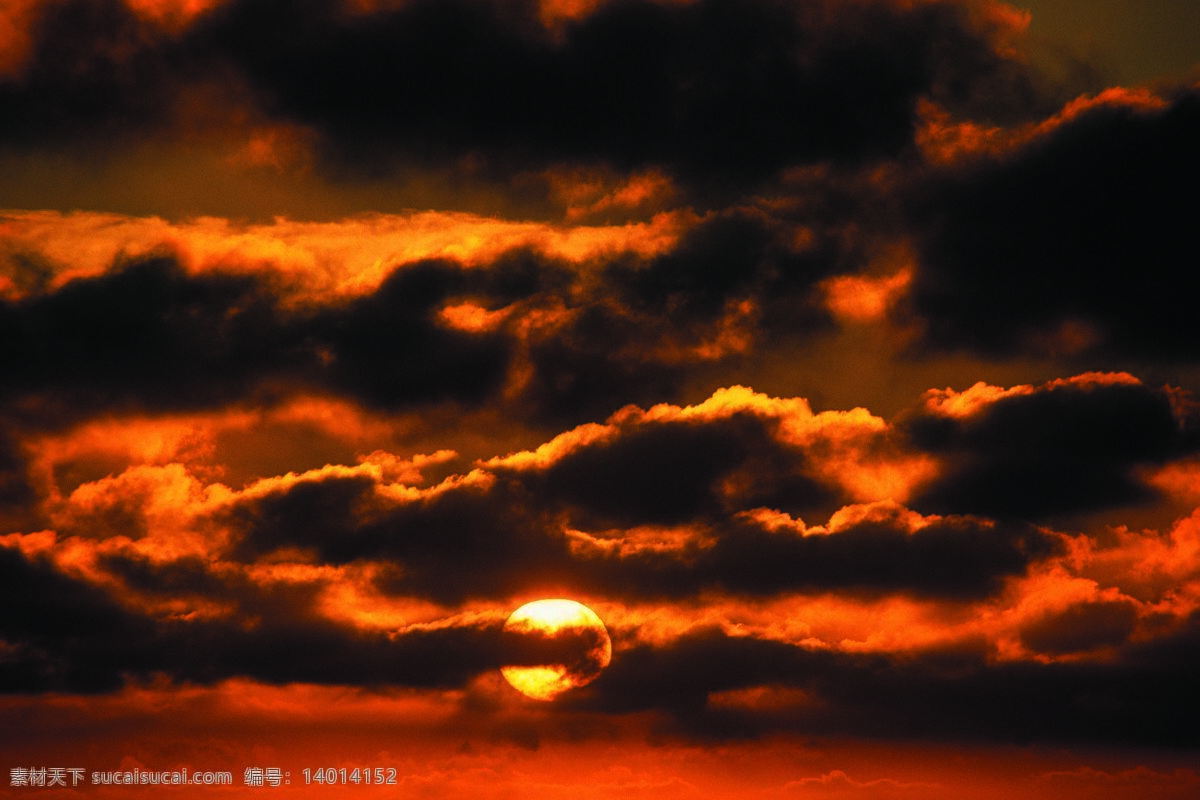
[903,375,1200,520]
[0,254,510,421]
[0,0,1072,197]
[907,87,1200,361]
[582,617,1200,746]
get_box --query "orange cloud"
[1046,87,1169,129]
[482,422,616,471]
[23,398,416,512]
[0,0,40,77]
[356,449,458,485]
[1045,371,1143,390]
[439,301,512,332]
[1146,458,1200,502]
[266,396,410,444]
[537,0,698,29]
[125,0,227,28]
[223,122,315,172]
[0,209,690,302]
[565,523,710,558]
[319,570,494,631]
[555,169,676,221]
[727,593,966,654]
[782,768,939,795]
[922,373,1143,420]
[981,514,1200,662]
[922,380,1035,418]
[490,386,935,503]
[823,269,912,323]
[915,98,1018,164]
[917,86,1171,165]
[48,463,233,579]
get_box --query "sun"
[500,599,613,701]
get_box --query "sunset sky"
[2,1,1199,797]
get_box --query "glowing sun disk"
[500,599,612,701]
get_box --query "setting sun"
[500,599,613,701]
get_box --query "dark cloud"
[0,253,511,423]
[0,429,38,532]
[197,0,1068,186]
[0,254,298,418]
[0,0,184,147]
[0,0,1065,194]
[530,412,827,527]
[0,206,842,430]
[0,543,504,692]
[497,620,610,676]
[584,626,818,714]
[100,552,233,599]
[307,259,512,410]
[6,534,1197,748]
[227,473,576,604]
[0,546,143,644]
[0,545,154,692]
[163,603,499,690]
[222,409,1054,603]
[195,0,874,183]
[1018,598,1140,654]
[907,87,1200,360]
[563,509,1057,601]
[519,208,838,422]
[605,207,834,325]
[904,379,1200,520]
[581,620,1200,747]
[518,303,702,424]
[226,473,380,562]
[706,512,1056,599]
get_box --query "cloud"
[903,374,1200,520]
[0,252,513,421]
[195,0,930,182]
[1017,597,1139,654]
[0,208,840,425]
[0,0,1068,198]
[0,0,184,147]
[563,504,1057,601]
[906,86,1200,361]
[1034,766,1200,800]
[0,209,686,302]
[1,389,1197,749]
[0,254,297,417]
[578,613,1200,745]
[0,534,506,692]
[0,428,38,531]
[141,385,1058,605]
[6,515,1196,746]
[783,768,939,796]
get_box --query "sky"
[1,0,1199,797]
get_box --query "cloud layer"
[3,378,1199,747]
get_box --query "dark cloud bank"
[2,0,1066,186]
[5,371,1199,746]
[4,532,1197,747]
